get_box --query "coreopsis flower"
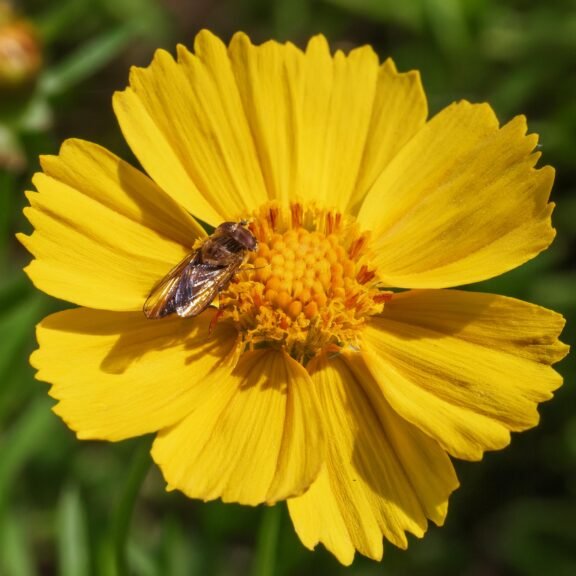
[19,30,568,564]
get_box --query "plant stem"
[113,437,152,576]
[251,504,282,576]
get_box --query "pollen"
[219,204,391,364]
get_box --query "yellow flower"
[19,30,568,565]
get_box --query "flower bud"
[0,6,42,90]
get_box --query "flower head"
[19,30,568,564]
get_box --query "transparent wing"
[144,251,244,319]
[143,252,200,319]
[174,260,240,318]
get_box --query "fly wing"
[174,256,243,317]
[144,251,245,319]
[143,252,200,319]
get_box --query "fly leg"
[209,306,224,335]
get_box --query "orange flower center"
[219,203,390,364]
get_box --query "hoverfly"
[144,221,258,319]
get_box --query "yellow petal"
[152,349,324,505]
[362,290,569,460]
[227,33,303,209]
[289,469,356,565]
[358,102,555,288]
[288,353,458,565]
[294,37,380,211]
[18,139,201,311]
[113,30,269,225]
[115,31,421,219]
[348,58,427,214]
[228,33,383,212]
[33,308,240,440]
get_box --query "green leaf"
[0,290,44,380]
[113,437,153,576]
[39,25,140,97]
[57,485,91,576]
[0,507,35,576]
[161,516,202,576]
[127,542,159,576]
[18,95,53,132]
[0,277,41,425]
[101,0,172,42]
[0,397,56,502]
[35,0,92,44]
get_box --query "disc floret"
[219,204,390,363]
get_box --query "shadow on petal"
[99,308,239,374]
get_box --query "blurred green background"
[1,0,574,574]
